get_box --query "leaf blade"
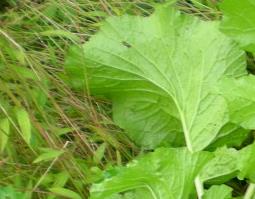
[16,108,31,145]
[0,118,10,153]
[66,5,246,151]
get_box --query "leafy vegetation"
[1,0,255,198]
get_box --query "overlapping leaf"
[90,147,212,199]
[208,123,249,150]
[220,0,255,53]
[219,75,255,129]
[65,5,246,151]
[203,185,232,199]
[200,147,238,183]
[90,142,255,199]
[201,142,255,184]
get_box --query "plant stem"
[177,106,206,199]
[244,183,255,199]
[195,176,204,199]
[179,113,204,199]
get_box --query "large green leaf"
[90,147,212,199]
[65,5,246,151]
[220,0,255,53]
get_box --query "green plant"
[2,0,255,198]
[65,0,255,198]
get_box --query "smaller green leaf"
[93,143,107,164]
[203,185,233,199]
[219,75,255,129]
[208,123,249,150]
[85,11,108,18]
[32,88,48,108]
[190,0,217,9]
[16,108,31,145]
[201,142,255,184]
[0,118,10,153]
[0,37,26,65]
[24,181,33,199]
[12,66,37,80]
[52,171,69,187]
[55,127,74,137]
[33,148,64,163]
[0,186,26,199]
[49,187,82,199]
[40,30,80,42]
[200,147,238,184]
[238,143,255,182]
[47,172,70,199]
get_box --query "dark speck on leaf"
[122,41,132,48]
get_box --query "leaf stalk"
[244,183,255,199]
